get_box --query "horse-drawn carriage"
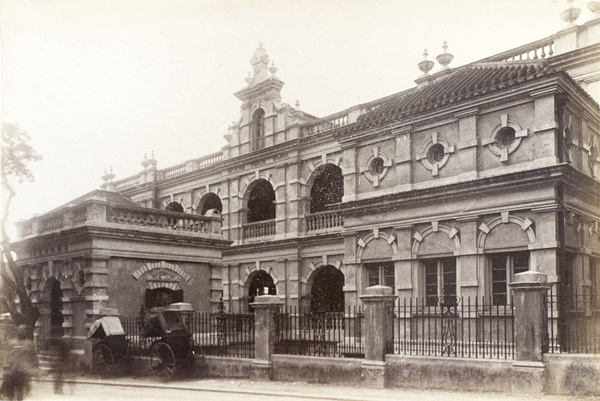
[87,306,199,380]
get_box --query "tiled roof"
[352,62,557,131]
[46,189,137,214]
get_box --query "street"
[25,378,594,401]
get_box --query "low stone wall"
[203,356,253,378]
[271,355,363,385]
[544,354,600,396]
[385,355,544,394]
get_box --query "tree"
[1,123,42,339]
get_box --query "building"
[12,9,600,359]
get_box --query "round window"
[370,157,384,175]
[427,144,446,163]
[496,127,516,148]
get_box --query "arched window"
[247,179,275,223]
[197,193,222,215]
[310,164,343,214]
[250,108,265,151]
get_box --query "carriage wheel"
[150,342,175,381]
[92,343,115,377]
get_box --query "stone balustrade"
[477,38,554,63]
[306,210,344,232]
[111,152,224,191]
[243,219,276,239]
[17,200,222,238]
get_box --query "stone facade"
[13,18,600,355]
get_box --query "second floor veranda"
[15,190,224,242]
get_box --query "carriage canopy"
[87,316,126,339]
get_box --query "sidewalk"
[34,374,593,401]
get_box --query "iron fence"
[188,311,255,358]
[394,296,515,359]
[275,306,364,358]
[547,286,600,354]
[122,311,255,359]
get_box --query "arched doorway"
[247,271,276,311]
[197,193,222,215]
[310,164,343,213]
[247,179,276,223]
[48,277,64,338]
[310,265,345,313]
[165,201,184,212]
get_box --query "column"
[359,285,397,388]
[251,295,283,379]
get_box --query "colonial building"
[12,10,600,355]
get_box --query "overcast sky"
[2,0,597,237]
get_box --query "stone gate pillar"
[359,285,397,388]
[251,295,283,379]
[509,271,551,393]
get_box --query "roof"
[46,189,137,214]
[349,62,558,132]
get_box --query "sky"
[1,0,597,237]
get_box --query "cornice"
[340,164,598,218]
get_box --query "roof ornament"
[436,41,454,70]
[269,61,278,77]
[142,153,149,169]
[147,151,157,168]
[295,100,300,109]
[102,167,115,183]
[418,48,435,75]
[560,0,581,24]
[587,1,600,17]
[245,72,252,85]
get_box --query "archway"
[197,193,222,215]
[247,179,276,223]
[310,164,343,213]
[310,265,345,313]
[48,277,63,338]
[165,201,184,212]
[247,270,276,311]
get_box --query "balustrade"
[106,205,219,233]
[306,210,343,232]
[243,219,276,239]
[17,200,222,239]
[114,176,140,190]
[41,215,64,233]
[478,38,554,63]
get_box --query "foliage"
[1,123,42,338]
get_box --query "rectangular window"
[364,262,395,292]
[423,258,456,306]
[490,251,529,305]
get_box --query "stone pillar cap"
[364,285,394,296]
[165,302,195,312]
[512,271,548,283]
[252,295,284,305]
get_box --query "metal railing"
[394,296,515,359]
[547,286,600,354]
[188,311,254,358]
[122,311,255,359]
[275,306,364,358]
